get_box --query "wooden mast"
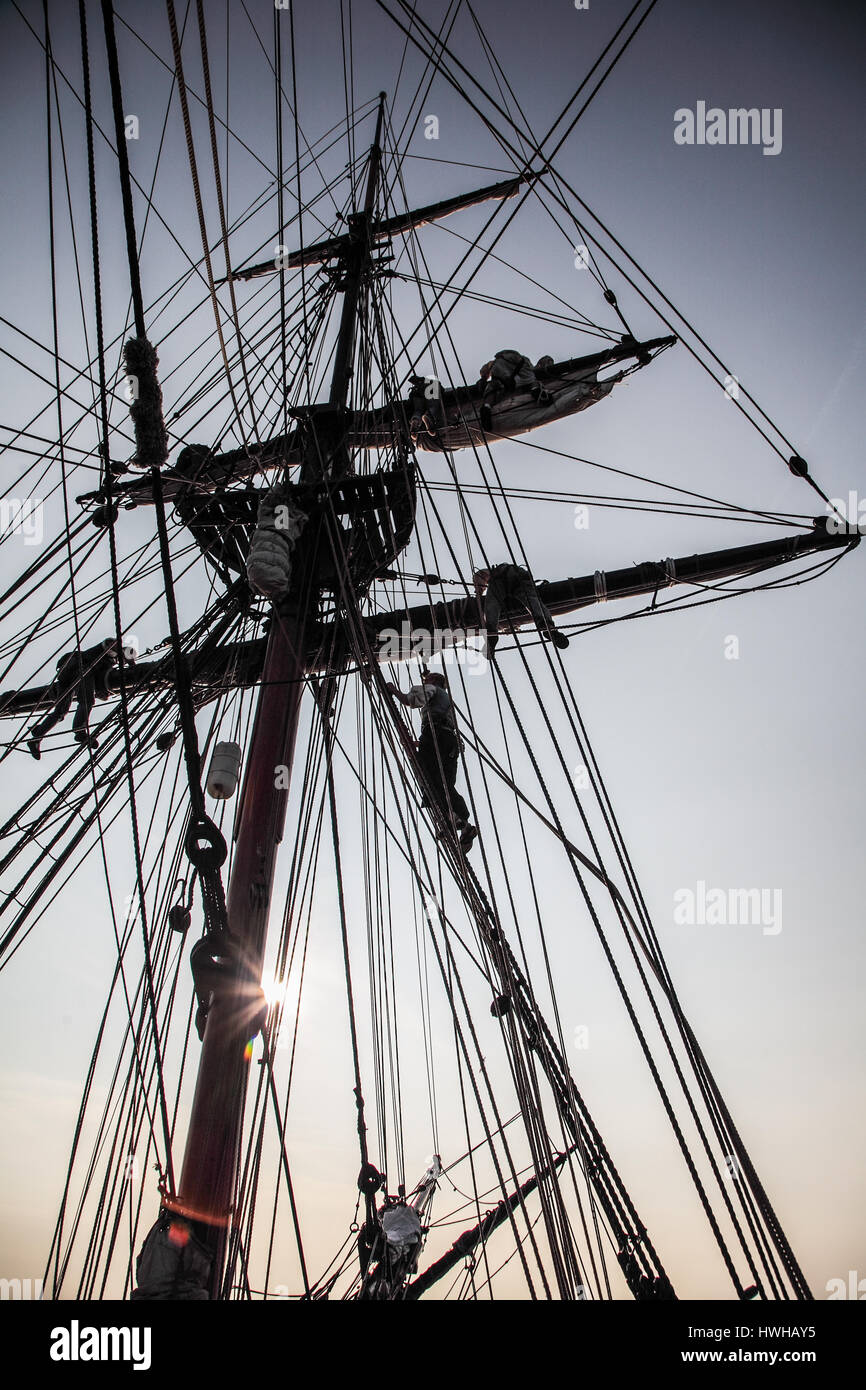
[165,95,387,1297]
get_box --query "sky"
[0,0,864,1304]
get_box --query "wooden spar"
[162,95,388,1296]
[90,335,676,505]
[0,523,855,720]
[225,174,523,282]
[406,1149,573,1301]
[355,521,860,654]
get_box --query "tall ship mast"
[0,0,861,1307]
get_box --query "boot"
[27,737,41,761]
[459,823,478,852]
[550,629,569,650]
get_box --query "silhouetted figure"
[387,672,477,851]
[473,563,569,656]
[478,350,552,429]
[27,638,134,758]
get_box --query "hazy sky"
[0,0,864,1302]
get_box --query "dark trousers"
[31,673,96,739]
[417,726,470,826]
[485,576,554,649]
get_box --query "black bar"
[0,525,854,718]
[226,176,523,283]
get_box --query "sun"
[259,971,287,1007]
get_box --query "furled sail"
[81,336,675,513]
[406,356,618,453]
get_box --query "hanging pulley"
[168,876,192,933]
[358,1163,385,1197]
[90,501,119,529]
[168,904,191,933]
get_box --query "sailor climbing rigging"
[27,638,135,758]
[473,563,569,655]
[386,672,477,852]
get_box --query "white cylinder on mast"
[206,741,242,799]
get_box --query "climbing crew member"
[478,350,552,430]
[473,563,569,656]
[27,638,134,759]
[386,671,477,852]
